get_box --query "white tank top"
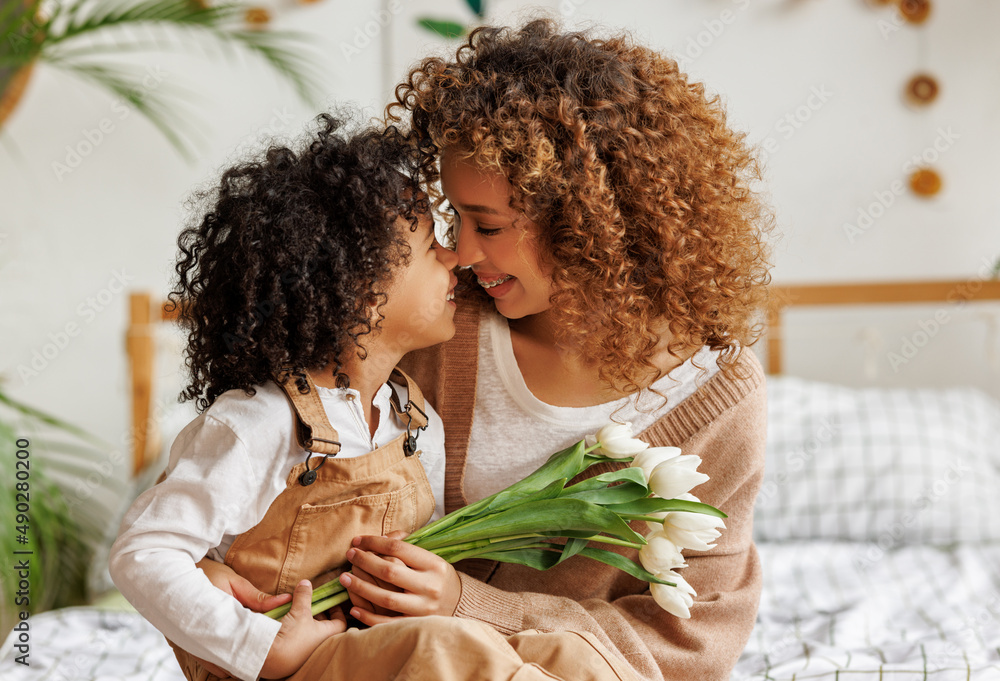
[463,309,722,503]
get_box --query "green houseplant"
[0,0,325,158]
[0,384,112,641]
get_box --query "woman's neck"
[506,311,691,407]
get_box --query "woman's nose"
[455,225,484,267]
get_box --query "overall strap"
[388,367,429,429]
[389,367,429,456]
[274,368,342,457]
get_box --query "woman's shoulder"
[642,348,766,446]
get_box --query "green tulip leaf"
[561,467,647,495]
[577,547,675,586]
[473,547,563,570]
[416,497,643,551]
[606,498,727,518]
[556,536,589,565]
[416,18,467,39]
[519,440,588,490]
[406,441,585,544]
[472,546,675,587]
[482,478,567,515]
[561,481,649,505]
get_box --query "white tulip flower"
[658,512,725,551]
[644,493,700,533]
[650,570,697,619]
[648,455,710,499]
[630,446,681,482]
[592,422,648,458]
[638,531,687,575]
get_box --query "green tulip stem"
[266,576,347,620]
[444,542,553,564]
[621,514,668,525]
[310,590,350,617]
[435,535,548,561]
[582,535,644,549]
[404,496,495,543]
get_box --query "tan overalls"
[168,367,435,681]
[168,369,638,681]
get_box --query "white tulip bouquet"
[266,423,724,621]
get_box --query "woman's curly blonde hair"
[390,18,775,392]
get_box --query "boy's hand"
[341,531,462,626]
[196,557,292,613]
[259,580,345,679]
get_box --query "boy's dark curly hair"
[171,114,430,411]
[390,19,776,393]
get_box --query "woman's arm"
[449,379,767,681]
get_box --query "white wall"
[1,0,998,506]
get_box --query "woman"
[194,19,774,681]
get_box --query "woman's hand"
[187,559,294,677]
[341,531,462,625]
[195,557,292,613]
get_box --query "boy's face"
[378,210,459,354]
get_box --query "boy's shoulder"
[202,380,295,442]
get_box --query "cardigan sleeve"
[450,373,767,681]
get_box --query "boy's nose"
[437,243,460,269]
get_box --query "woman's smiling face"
[438,148,555,320]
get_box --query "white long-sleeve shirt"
[109,379,445,681]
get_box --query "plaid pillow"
[754,376,1000,546]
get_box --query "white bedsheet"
[3,542,998,680]
[0,607,185,681]
[736,541,1000,680]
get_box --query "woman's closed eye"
[447,205,503,237]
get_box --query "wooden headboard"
[126,292,181,477]
[126,279,1000,476]
[765,279,1000,374]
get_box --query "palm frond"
[0,391,102,614]
[0,389,103,444]
[212,28,325,106]
[0,0,46,69]
[43,55,207,160]
[37,0,325,106]
[44,0,243,47]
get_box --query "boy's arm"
[109,415,283,681]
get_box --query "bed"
[3,280,1000,681]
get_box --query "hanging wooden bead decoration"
[908,167,942,197]
[245,6,272,27]
[898,0,931,25]
[905,73,939,106]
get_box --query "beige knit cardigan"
[400,294,766,681]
